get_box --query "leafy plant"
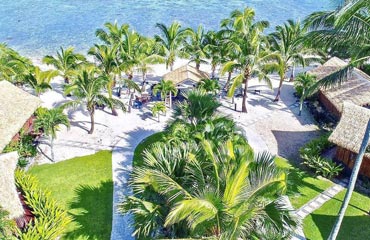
[0,207,16,240]
[14,170,72,239]
[299,133,342,179]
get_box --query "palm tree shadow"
[63,180,113,240]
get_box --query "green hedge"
[14,170,72,239]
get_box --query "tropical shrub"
[302,155,343,179]
[3,131,37,168]
[14,170,72,239]
[0,207,16,240]
[299,133,342,178]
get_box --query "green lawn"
[304,190,370,240]
[275,157,333,209]
[28,150,113,240]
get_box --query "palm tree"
[221,8,275,113]
[184,25,208,70]
[174,89,221,126]
[294,73,316,116]
[0,44,33,84]
[197,78,220,95]
[42,47,85,84]
[155,22,187,71]
[121,140,298,239]
[24,66,58,96]
[269,20,318,101]
[63,68,125,134]
[151,101,166,122]
[88,44,120,115]
[153,79,177,108]
[34,107,70,161]
[203,30,222,79]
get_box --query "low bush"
[3,131,37,168]
[0,207,16,240]
[300,133,342,179]
[14,170,72,239]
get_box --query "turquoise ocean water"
[0,0,338,58]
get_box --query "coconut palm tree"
[203,30,222,79]
[155,22,187,71]
[174,89,221,126]
[151,101,166,122]
[88,44,120,115]
[24,66,58,96]
[269,20,319,101]
[197,78,220,95]
[0,44,33,84]
[121,139,298,239]
[221,8,276,113]
[34,107,70,161]
[63,68,125,134]
[183,25,208,70]
[294,73,316,116]
[303,0,370,86]
[153,79,177,108]
[42,47,86,84]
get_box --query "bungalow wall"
[318,91,341,118]
[335,146,370,178]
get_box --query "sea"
[0,0,339,58]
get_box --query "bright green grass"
[275,157,333,209]
[28,150,113,240]
[304,190,370,240]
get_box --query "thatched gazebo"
[329,102,370,178]
[163,64,209,88]
[0,151,23,219]
[0,81,41,152]
[308,57,370,118]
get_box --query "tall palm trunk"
[128,74,134,113]
[299,89,305,116]
[224,71,232,90]
[241,67,251,113]
[141,72,147,92]
[211,64,216,79]
[169,91,172,109]
[50,136,55,162]
[289,64,295,82]
[274,76,284,102]
[195,62,200,70]
[107,75,118,116]
[88,107,95,134]
[329,120,370,240]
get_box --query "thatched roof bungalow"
[0,80,41,152]
[329,102,370,178]
[0,151,23,219]
[163,64,209,88]
[308,57,370,118]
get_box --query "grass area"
[304,190,370,240]
[28,150,113,240]
[275,157,333,209]
[133,131,166,167]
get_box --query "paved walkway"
[110,124,166,240]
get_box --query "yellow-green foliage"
[15,170,72,239]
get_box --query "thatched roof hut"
[163,65,209,87]
[308,57,370,117]
[329,102,370,155]
[0,151,23,219]
[0,81,41,152]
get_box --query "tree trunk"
[211,64,216,79]
[141,72,147,92]
[224,71,232,90]
[274,76,284,102]
[196,62,200,70]
[88,109,95,134]
[170,63,174,71]
[328,120,370,240]
[169,91,172,109]
[241,79,248,113]
[289,65,295,82]
[64,77,69,84]
[50,136,55,162]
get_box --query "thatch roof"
[0,81,41,152]
[0,151,24,219]
[308,57,370,114]
[163,65,209,86]
[329,102,370,155]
